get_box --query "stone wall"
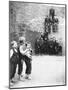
[9,1,65,55]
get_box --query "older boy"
[20,42,32,80]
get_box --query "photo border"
[9,1,67,89]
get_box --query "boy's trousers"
[10,61,17,79]
[18,54,32,75]
[10,52,19,80]
[22,55,32,75]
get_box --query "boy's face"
[19,40,24,45]
[27,44,31,48]
[23,44,27,50]
[12,43,18,49]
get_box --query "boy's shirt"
[19,44,27,54]
[25,48,32,58]
[10,48,19,64]
[10,48,18,58]
[19,44,32,59]
[10,49,13,58]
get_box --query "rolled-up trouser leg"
[18,60,23,75]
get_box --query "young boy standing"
[10,41,19,85]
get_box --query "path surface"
[10,55,65,88]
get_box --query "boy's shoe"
[18,75,25,81]
[11,80,15,83]
[25,74,31,80]
[10,80,15,86]
[10,82,14,86]
[20,75,23,77]
[18,74,23,79]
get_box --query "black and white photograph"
[9,1,66,89]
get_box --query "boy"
[17,37,26,80]
[20,42,32,80]
[10,41,19,85]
